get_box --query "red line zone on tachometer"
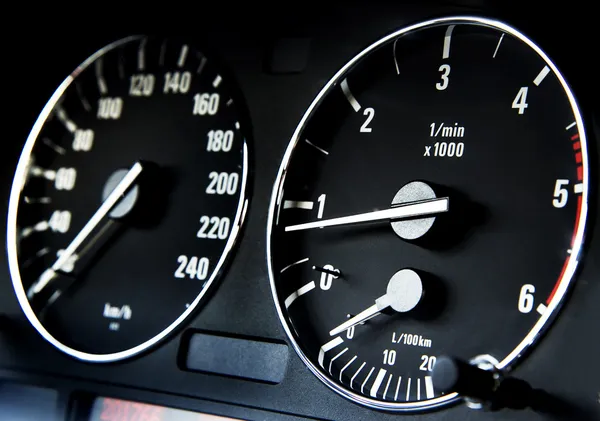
[545,132,584,305]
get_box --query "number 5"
[552,179,569,208]
[436,64,451,90]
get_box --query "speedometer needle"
[27,162,144,299]
[285,197,449,232]
[329,269,424,336]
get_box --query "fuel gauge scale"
[267,17,590,411]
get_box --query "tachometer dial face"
[267,17,589,411]
[8,36,250,362]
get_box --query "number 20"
[420,355,436,371]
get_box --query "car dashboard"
[0,2,598,421]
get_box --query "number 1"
[317,194,326,219]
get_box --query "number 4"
[512,87,529,114]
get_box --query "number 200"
[206,172,239,195]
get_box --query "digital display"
[90,397,242,421]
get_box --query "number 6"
[518,284,535,313]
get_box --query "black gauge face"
[267,17,589,411]
[8,36,250,361]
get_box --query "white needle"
[285,197,449,232]
[329,269,424,336]
[27,162,143,298]
[329,299,388,336]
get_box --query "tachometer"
[8,36,250,362]
[267,17,589,411]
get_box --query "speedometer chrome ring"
[267,16,589,411]
[8,36,251,362]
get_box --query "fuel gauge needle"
[27,161,144,299]
[285,197,449,232]
[329,269,424,336]
[329,302,384,336]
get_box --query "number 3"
[436,64,451,90]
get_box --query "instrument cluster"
[0,3,598,421]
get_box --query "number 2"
[360,107,375,133]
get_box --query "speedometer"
[267,17,589,411]
[8,36,250,362]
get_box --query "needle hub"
[391,181,438,240]
[102,168,140,219]
[381,268,424,313]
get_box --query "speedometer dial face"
[267,17,589,411]
[8,36,250,362]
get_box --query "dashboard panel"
[1,2,598,421]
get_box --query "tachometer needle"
[285,197,448,232]
[329,269,423,336]
[27,162,144,299]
